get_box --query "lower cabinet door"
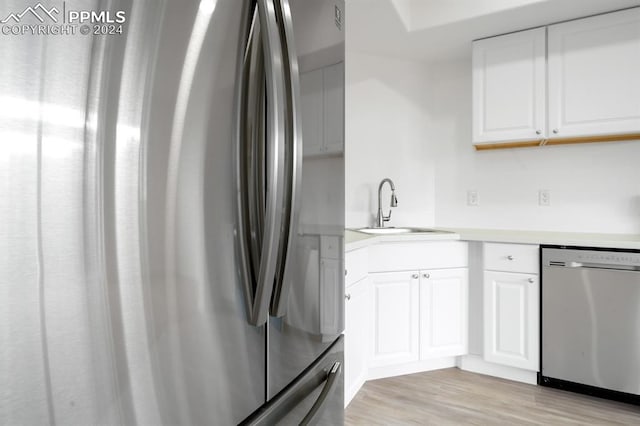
[420,268,468,359]
[484,271,539,371]
[369,271,420,368]
[320,258,342,337]
[344,278,369,406]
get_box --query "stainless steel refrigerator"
[0,0,345,424]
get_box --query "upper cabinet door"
[301,68,324,156]
[323,62,345,155]
[472,27,546,146]
[548,8,640,140]
[301,63,345,156]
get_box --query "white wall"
[429,58,640,234]
[345,51,435,228]
[408,0,548,30]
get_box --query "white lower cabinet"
[320,258,341,337]
[420,268,468,359]
[344,241,469,404]
[344,276,369,407]
[369,271,420,368]
[369,267,469,367]
[483,270,539,371]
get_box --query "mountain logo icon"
[1,3,60,23]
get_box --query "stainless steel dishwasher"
[541,246,640,404]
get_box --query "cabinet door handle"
[507,255,514,261]
[535,130,541,135]
[553,129,559,134]
[422,273,430,279]
[411,274,419,279]
[344,269,348,276]
[345,294,351,300]
[528,278,535,283]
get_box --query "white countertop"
[346,227,640,251]
[345,229,462,251]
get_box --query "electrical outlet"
[467,190,479,206]
[539,189,551,206]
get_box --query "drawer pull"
[422,273,430,279]
[528,278,535,283]
[507,255,514,261]
[412,274,419,279]
[345,294,351,300]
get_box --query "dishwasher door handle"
[555,261,640,271]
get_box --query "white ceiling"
[347,0,640,63]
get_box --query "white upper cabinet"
[547,8,640,140]
[301,62,345,157]
[301,68,324,156]
[473,7,640,148]
[323,62,345,155]
[472,28,546,146]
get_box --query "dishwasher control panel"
[542,247,640,269]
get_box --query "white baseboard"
[457,355,538,385]
[344,374,367,408]
[367,357,457,381]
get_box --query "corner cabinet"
[547,8,640,142]
[472,7,640,149]
[367,241,469,370]
[369,267,468,369]
[369,271,420,367]
[472,27,546,147]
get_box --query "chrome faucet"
[376,178,398,228]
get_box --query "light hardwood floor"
[345,368,640,425]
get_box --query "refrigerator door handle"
[236,0,288,326]
[270,0,304,317]
[300,362,342,426]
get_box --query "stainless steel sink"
[354,227,451,235]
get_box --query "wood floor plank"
[345,368,640,425]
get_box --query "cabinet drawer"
[321,236,341,260]
[484,243,539,274]
[345,248,368,288]
[369,241,468,273]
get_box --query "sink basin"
[355,227,451,235]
